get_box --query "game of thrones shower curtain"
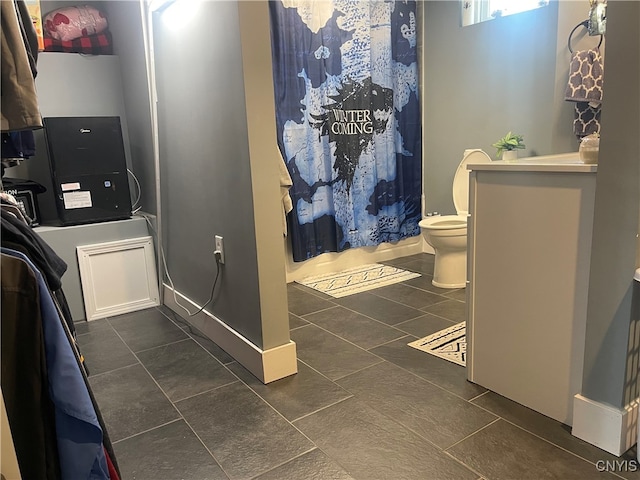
[270,0,422,262]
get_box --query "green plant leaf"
[493,131,525,155]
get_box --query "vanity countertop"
[467,152,597,173]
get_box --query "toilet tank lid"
[453,150,492,215]
[635,268,640,282]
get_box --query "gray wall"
[11,0,152,219]
[19,0,289,351]
[104,1,156,215]
[422,1,576,214]
[151,0,285,350]
[38,0,107,17]
[550,1,600,154]
[8,53,134,223]
[581,0,640,409]
[34,0,156,215]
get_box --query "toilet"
[419,149,492,288]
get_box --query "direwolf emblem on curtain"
[310,77,393,192]
[270,0,422,262]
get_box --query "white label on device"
[61,182,81,191]
[63,191,92,209]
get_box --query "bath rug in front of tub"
[296,263,421,298]
[408,322,466,366]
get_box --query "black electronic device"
[43,116,132,226]
[1,177,46,226]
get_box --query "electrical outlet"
[214,235,225,264]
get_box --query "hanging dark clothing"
[2,240,76,338]
[0,209,76,339]
[2,249,110,480]
[104,447,120,480]
[1,0,42,132]
[0,210,120,478]
[14,0,38,75]
[2,130,36,159]
[1,253,62,479]
[1,209,66,290]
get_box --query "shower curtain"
[270,0,422,262]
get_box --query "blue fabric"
[1,131,36,159]
[270,0,422,261]
[2,248,109,480]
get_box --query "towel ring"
[568,20,603,53]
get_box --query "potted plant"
[492,131,525,160]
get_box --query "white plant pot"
[502,150,518,162]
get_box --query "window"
[461,0,550,27]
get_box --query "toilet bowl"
[419,149,492,288]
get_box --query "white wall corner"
[572,394,638,456]
[163,284,297,384]
[262,341,297,384]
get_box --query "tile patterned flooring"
[78,254,639,480]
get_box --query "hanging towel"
[565,48,604,137]
[565,48,604,106]
[279,157,293,237]
[573,103,601,137]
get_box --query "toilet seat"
[452,149,492,216]
[419,214,466,230]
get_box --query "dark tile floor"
[78,253,639,480]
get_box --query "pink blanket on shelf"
[44,5,108,42]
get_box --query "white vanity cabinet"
[465,155,597,425]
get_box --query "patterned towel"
[573,103,601,138]
[565,49,604,137]
[565,49,604,106]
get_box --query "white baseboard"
[572,394,639,456]
[285,236,431,283]
[163,284,297,384]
